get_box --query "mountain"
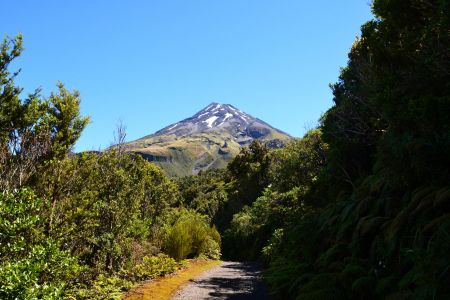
[124,103,292,176]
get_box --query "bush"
[69,254,183,300]
[164,210,221,260]
[0,189,80,299]
[199,238,221,260]
[125,253,179,281]
[68,274,134,300]
[35,151,180,274]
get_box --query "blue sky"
[3,1,373,151]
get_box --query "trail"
[171,261,271,300]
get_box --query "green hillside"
[123,103,292,176]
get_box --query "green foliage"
[0,34,23,139]
[222,131,325,260]
[0,189,80,300]
[270,129,327,193]
[223,188,299,260]
[227,140,272,207]
[261,228,284,261]
[125,253,179,281]
[164,210,221,260]
[71,254,182,300]
[35,150,180,274]
[216,141,273,258]
[177,168,228,223]
[0,35,195,299]
[0,35,89,192]
[69,274,134,300]
[264,1,450,299]
[4,1,449,297]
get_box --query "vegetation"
[0,35,220,299]
[0,189,80,299]
[174,1,450,299]
[2,0,449,299]
[124,259,221,300]
[125,133,244,177]
[71,254,182,299]
[263,1,450,299]
[221,131,327,260]
[177,168,228,224]
[221,1,450,299]
[164,210,221,260]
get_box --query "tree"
[226,141,271,206]
[217,141,272,236]
[0,35,89,191]
[111,119,127,156]
[270,129,327,194]
[266,1,450,299]
[35,150,180,272]
[177,168,228,223]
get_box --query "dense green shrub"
[222,131,326,260]
[0,189,80,299]
[35,150,179,274]
[69,274,134,300]
[0,35,198,298]
[0,33,221,299]
[177,168,228,224]
[270,129,327,194]
[125,253,180,281]
[264,0,450,299]
[164,210,221,260]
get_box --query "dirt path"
[171,261,271,300]
[124,260,221,300]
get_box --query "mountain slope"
[124,103,292,176]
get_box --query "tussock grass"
[123,260,221,300]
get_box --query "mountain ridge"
[141,102,290,141]
[125,102,292,176]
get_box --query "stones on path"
[171,261,271,300]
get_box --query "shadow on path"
[186,262,271,300]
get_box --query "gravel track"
[171,261,271,300]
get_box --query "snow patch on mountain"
[211,104,221,111]
[223,113,233,122]
[197,111,209,119]
[147,102,291,143]
[204,116,219,128]
[167,123,178,131]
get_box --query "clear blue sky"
[3,1,373,151]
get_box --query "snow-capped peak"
[191,102,253,126]
[130,101,293,159]
[148,102,288,143]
